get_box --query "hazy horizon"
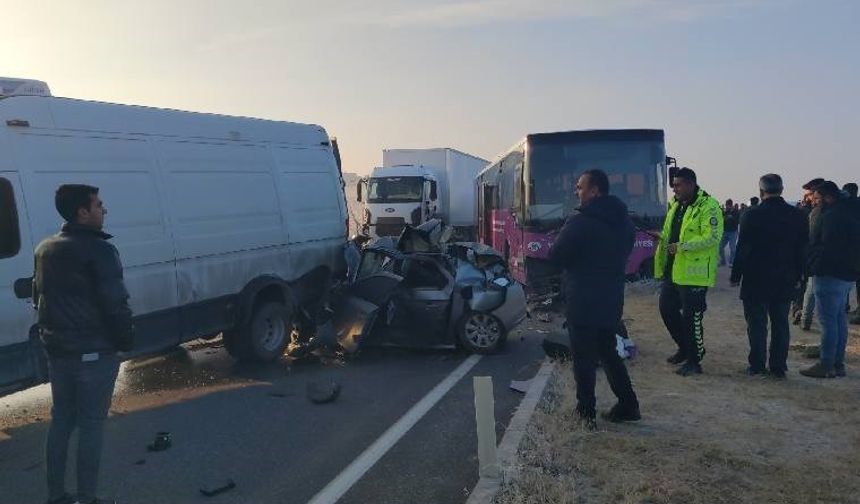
[3,0,858,202]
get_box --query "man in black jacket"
[801,181,860,378]
[730,174,807,378]
[550,169,639,429]
[34,184,133,504]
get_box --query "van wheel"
[458,311,506,354]
[226,302,292,362]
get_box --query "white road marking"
[307,354,484,504]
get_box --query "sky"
[2,0,858,201]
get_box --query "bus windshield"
[368,176,424,204]
[526,138,665,228]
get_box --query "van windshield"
[368,177,423,204]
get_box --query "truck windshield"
[368,177,423,204]
[526,139,665,228]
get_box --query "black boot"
[601,402,641,423]
[676,362,702,376]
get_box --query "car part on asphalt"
[147,432,171,452]
[200,480,236,497]
[307,380,341,404]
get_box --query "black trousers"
[659,282,708,364]
[567,323,638,417]
[743,298,791,373]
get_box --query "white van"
[0,82,348,396]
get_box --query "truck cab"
[357,165,439,238]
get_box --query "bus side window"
[0,177,22,258]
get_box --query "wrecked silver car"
[332,221,527,354]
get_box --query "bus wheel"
[458,311,506,354]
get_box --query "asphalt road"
[0,320,550,504]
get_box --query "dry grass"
[497,273,860,504]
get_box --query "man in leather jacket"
[34,184,133,504]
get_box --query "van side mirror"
[429,181,437,200]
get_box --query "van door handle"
[14,277,32,299]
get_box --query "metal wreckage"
[289,220,528,358]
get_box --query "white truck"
[357,148,488,239]
[0,78,348,396]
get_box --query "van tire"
[457,311,506,354]
[226,302,292,362]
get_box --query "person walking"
[550,169,639,429]
[654,168,724,376]
[800,181,860,378]
[800,178,826,330]
[655,168,723,376]
[730,174,808,378]
[719,199,739,266]
[34,184,133,504]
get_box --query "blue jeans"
[46,352,120,503]
[814,277,853,369]
[719,231,738,265]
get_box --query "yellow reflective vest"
[654,189,724,287]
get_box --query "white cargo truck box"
[382,148,488,227]
[0,88,347,395]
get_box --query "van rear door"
[0,172,38,393]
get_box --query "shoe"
[601,403,641,423]
[46,494,76,504]
[769,370,787,380]
[799,362,836,379]
[835,365,846,378]
[666,350,686,365]
[746,366,767,376]
[676,362,702,376]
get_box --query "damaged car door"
[383,254,455,348]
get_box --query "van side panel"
[157,141,285,258]
[12,133,180,333]
[275,146,346,243]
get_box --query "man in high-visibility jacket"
[655,168,724,376]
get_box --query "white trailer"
[358,148,488,238]
[0,80,348,396]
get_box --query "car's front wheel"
[458,311,506,354]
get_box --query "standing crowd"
[552,168,860,430]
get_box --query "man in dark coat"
[730,174,808,378]
[34,184,133,504]
[550,169,639,429]
[801,181,860,378]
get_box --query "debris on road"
[147,431,172,452]
[200,479,236,498]
[306,380,341,404]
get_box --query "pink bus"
[476,129,668,293]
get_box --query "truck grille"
[375,217,407,237]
